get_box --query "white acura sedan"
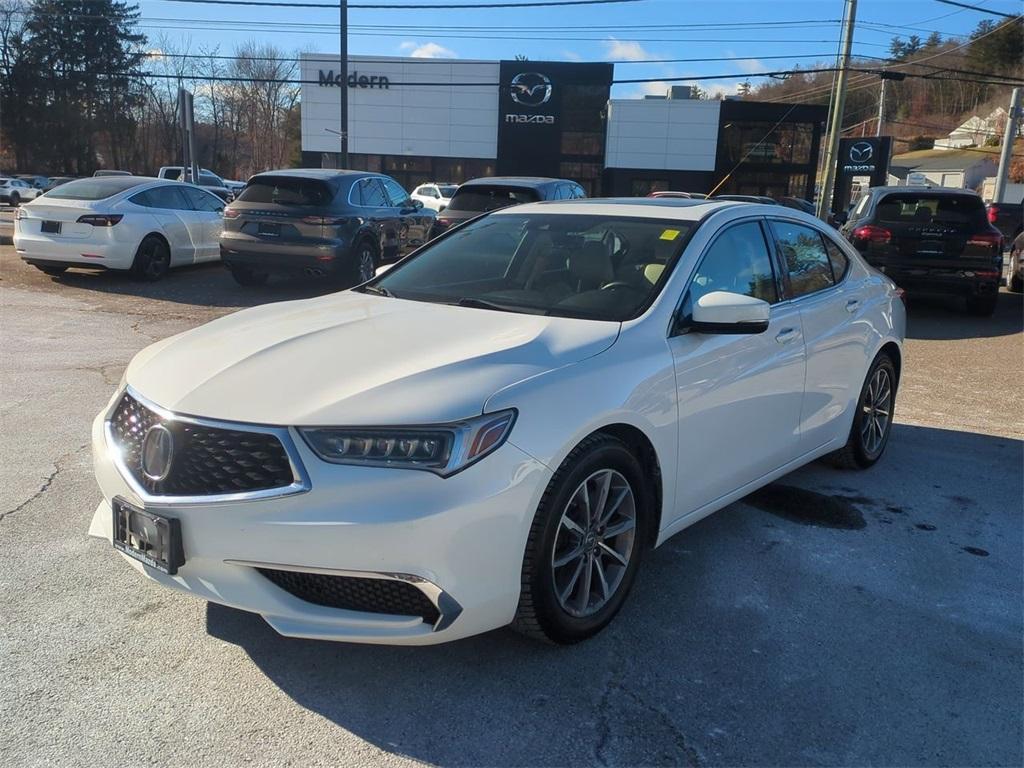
[89,198,905,645]
[14,177,225,280]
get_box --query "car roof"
[459,176,565,189]
[252,168,370,180]
[492,197,761,220]
[868,186,982,197]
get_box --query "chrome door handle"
[846,299,860,313]
[775,328,799,344]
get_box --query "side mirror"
[688,291,770,334]
[412,199,424,210]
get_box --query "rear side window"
[46,178,145,200]
[446,186,540,213]
[237,177,334,206]
[131,185,192,210]
[691,221,778,305]
[770,220,835,298]
[874,193,986,228]
[354,178,389,207]
[823,237,849,281]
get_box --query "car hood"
[126,292,619,426]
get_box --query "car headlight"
[298,410,516,477]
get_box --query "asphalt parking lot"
[1,246,1021,767]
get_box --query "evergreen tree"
[8,0,146,173]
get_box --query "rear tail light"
[222,208,240,219]
[852,224,892,244]
[987,205,999,224]
[76,214,123,227]
[302,216,350,226]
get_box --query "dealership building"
[300,54,828,199]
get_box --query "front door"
[667,219,807,521]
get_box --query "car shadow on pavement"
[204,423,1023,767]
[905,290,1022,340]
[47,262,340,308]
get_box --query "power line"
[163,0,645,8]
[932,0,1018,19]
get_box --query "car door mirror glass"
[689,291,770,334]
[413,199,424,210]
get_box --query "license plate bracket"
[41,221,61,234]
[112,497,184,575]
[258,222,280,237]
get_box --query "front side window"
[372,213,695,321]
[770,220,835,297]
[181,186,223,212]
[381,177,411,207]
[690,221,778,305]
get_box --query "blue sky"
[138,0,1018,97]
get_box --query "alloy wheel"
[358,247,375,283]
[860,367,892,457]
[551,469,636,618]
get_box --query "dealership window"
[720,121,815,166]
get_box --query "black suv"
[429,177,585,240]
[220,169,434,286]
[841,187,1003,316]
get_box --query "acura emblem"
[510,72,552,107]
[850,141,874,163]
[141,424,174,482]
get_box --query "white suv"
[0,178,43,206]
[411,182,458,212]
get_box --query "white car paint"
[13,178,224,271]
[1,178,43,204]
[411,182,457,212]
[89,200,906,645]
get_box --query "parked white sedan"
[14,177,225,280]
[89,199,905,645]
[411,182,458,212]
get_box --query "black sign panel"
[496,61,613,178]
[832,136,893,213]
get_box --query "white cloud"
[562,50,583,62]
[398,41,457,59]
[603,37,652,62]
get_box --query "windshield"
[236,177,334,206]
[44,177,146,200]
[438,185,458,197]
[446,186,541,213]
[372,213,694,321]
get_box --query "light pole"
[339,0,349,169]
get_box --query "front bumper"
[89,396,551,645]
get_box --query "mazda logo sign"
[850,141,874,163]
[510,72,552,107]
[141,424,174,483]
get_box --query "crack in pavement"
[0,443,90,523]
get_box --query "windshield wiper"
[360,285,395,298]
[455,298,545,315]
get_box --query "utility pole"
[338,0,349,169]
[993,87,1022,204]
[875,77,886,137]
[816,0,858,221]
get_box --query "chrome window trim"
[225,559,464,632]
[104,385,311,506]
[347,175,391,209]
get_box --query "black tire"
[825,353,897,470]
[350,240,377,286]
[965,294,998,316]
[512,433,650,644]
[229,264,269,287]
[9,193,19,207]
[1010,273,1023,293]
[34,264,68,276]
[130,235,171,282]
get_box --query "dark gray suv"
[220,169,435,286]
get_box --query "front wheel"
[825,353,897,470]
[130,235,170,282]
[1008,252,1022,293]
[512,434,649,644]
[9,193,19,207]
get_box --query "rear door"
[865,192,997,269]
[769,218,869,453]
[130,185,196,265]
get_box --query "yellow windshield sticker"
[660,229,681,241]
